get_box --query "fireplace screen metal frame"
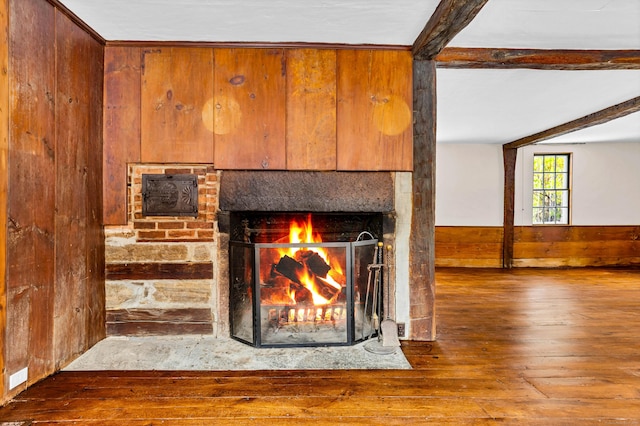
[229,239,379,348]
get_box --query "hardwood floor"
[1,267,639,424]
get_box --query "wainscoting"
[436,225,640,268]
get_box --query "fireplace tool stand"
[364,243,400,354]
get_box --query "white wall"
[436,142,640,226]
[435,144,504,226]
[517,142,640,225]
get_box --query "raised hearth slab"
[64,336,411,370]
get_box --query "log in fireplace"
[229,213,383,347]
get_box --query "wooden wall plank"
[106,262,213,280]
[7,0,56,387]
[106,308,212,323]
[0,0,7,401]
[53,10,105,368]
[103,46,141,225]
[4,0,104,403]
[85,30,106,350]
[514,225,640,267]
[141,47,214,163]
[434,226,640,268]
[513,257,640,268]
[435,226,503,243]
[285,49,336,170]
[337,50,413,171]
[213,48,286,170]
[106,308,213,336]
[435,227,503,268]
[436,256,502,268]
[515,240,640,259]
[516,225,640,242]
[55,10,90,368]
[437,243,504,259]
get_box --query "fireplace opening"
[229,212,383,348]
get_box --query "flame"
[280,214,322,254]
[274,214,345,306]
[285,214,343,277]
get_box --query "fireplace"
[229,213,382,347]
[105,168,414,342]
[218,170,399,346]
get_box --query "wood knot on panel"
[229,75,245,85]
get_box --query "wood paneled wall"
[286,49,337,170]
[513,226,640,267]
[103,46,413,225]
[435,226,640,268]
[141,47,214,163]
[0,0,8,402]
[7,0,56,393]
[3,0,104,404]
[338,50,413,171]
[435,227,504,268]
[103,47,141,224]
[213,48,286,169]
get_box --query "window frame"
[532,153,572,225]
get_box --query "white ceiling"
[437,69,640,144]
[58,0,441,44]
[59,0,640,145]
[443,0,640,145]
[449,0,640,50]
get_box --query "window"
[532,154,570,224]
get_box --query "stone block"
[190,244,214,262]
[152,280,213,306]
[105,281,144,308]
[105,243,189,263]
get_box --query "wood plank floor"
[1,267,639,424]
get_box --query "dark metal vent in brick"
[142,174,198,217]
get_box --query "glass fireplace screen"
[230,239,378,348]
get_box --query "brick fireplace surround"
[104,166,412,339]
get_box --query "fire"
[281,215,342,273]
[272,214,345,306]
[289,215,318,245]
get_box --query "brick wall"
[130,164,217,241]
[104,164,222,336]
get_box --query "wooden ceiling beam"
[504,96,640,150]
[412,0,489,60]
[436,48,640,70]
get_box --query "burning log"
[315,277,343,301]
[275,252,332,279]
[274,255,304,280]
[298,251,331,278]
[290,282,313,304]
[274,254,341,302]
